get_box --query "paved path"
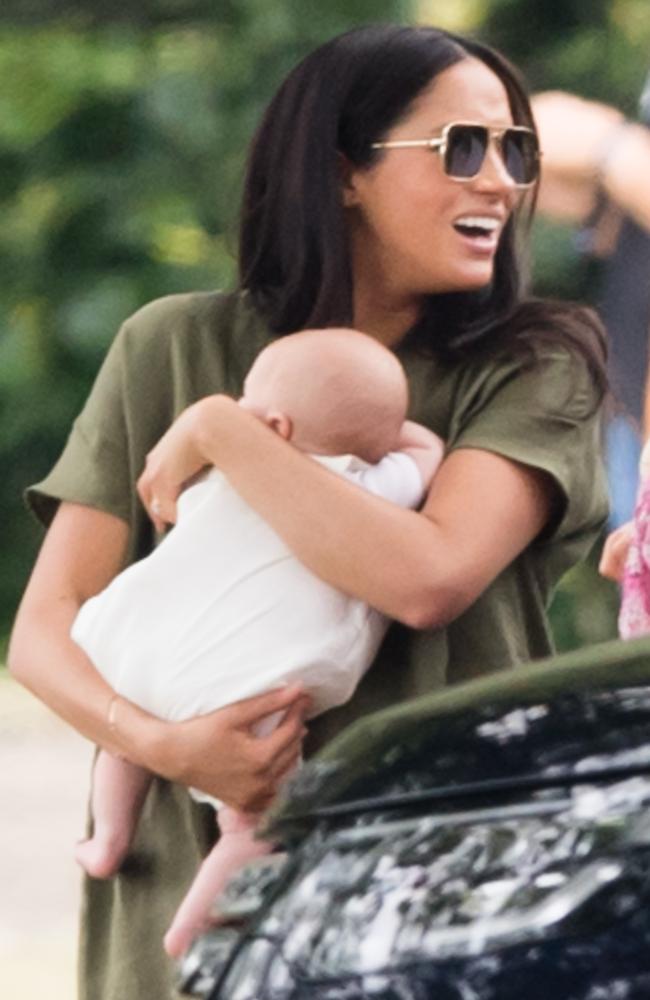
[1,674,92,1000]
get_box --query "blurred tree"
[1,0,409,636]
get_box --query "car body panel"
[179,636,650,999]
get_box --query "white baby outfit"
[72,453,423,762]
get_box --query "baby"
[71,327,444,957]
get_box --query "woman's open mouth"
[453,215,501,253]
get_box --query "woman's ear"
[338,152,360,207]
[266,411,293,441]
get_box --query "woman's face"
[345,58,526,305]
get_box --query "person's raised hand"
[532,91,624,183]
[599,521,634,582]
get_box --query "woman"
[9,24,608,1000]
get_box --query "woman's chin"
[453,262,497,292]
[437,274,494,295]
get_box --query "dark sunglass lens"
[503,130,539,184]
[445,125,487,178]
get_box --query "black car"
[179,636,650,1000]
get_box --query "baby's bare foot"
[164,916,214,959]
[75,836,128,879]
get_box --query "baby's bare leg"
[163,806,272,958]
[75,750,152,879]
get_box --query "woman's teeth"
[453,216,500,237]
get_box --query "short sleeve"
[447,348,608,540]
[25,291,271,543]
[23,292,215,532]
[26,323,137,528]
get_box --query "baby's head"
[240,328,408,462]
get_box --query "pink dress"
[619,480,650,639]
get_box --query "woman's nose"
[472,142,519,197]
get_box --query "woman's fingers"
[233,738,303,812]
[266,739,303,785]
[255,700,308,769]
[599,521,634,581]
[223,689,309,809]
[136,401,220,527]
[136,456,179,529]
[228,685,312,729]
[159,687,311,812]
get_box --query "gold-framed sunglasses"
[371,120,540,188]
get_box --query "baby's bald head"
[240,328,408,462]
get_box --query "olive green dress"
[26,290,607,999]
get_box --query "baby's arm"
[395,421,445,492]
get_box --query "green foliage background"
[3,0,649,647]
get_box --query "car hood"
[264,636,650,840]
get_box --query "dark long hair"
[238,24,607,398]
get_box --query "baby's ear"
[266,411,293,441]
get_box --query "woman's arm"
[138,395,557,630]
[8,502,307,811]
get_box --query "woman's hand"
[150,686,311,812]
[599,521,634,582]
[137,394,246,532]
[137,397,223,530]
